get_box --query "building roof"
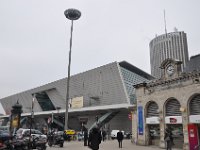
[119,61,154,80]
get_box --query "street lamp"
[64,8,81,130]
[29,94,35,149]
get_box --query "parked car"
[64,129,76,141]
[15,128,47,149]
[16,128,47,140]
[0,130,10,141]
[110,130,124,139]
[0,130,11,149]
[0,126,9,132]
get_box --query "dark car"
[0,130,10,141]
[0,130,11,149]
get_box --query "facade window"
[120,67,149,104]
[35,92,56,111]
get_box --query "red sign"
[170,118,177,123]
[188,124,198,150]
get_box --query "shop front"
[165,99,184,149]
[146,101,160,146]
[165,116,184,149]
[146,117,160,146]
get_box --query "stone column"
[132,110,137,144]
[181,108,189,150]
[159,110,165,148]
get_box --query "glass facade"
[120,67,149,104]
[35,92,56,111]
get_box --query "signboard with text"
[165,116,182,124]
[71,96,83,108]
[146,117,160,124]
[189,115,200,123]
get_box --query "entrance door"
[188,124,198,150]
[167,124,184,149]
[149,125,160,146]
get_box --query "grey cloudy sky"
[0,0,199,99]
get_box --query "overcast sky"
[0,0,199,99]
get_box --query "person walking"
[117,130,124,148]
[164,127,173,150]
[88,126,102,150]
[83,127,88,146]
[102,129,106,141]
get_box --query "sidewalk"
[47,140,180,150]
[48,139,180,150]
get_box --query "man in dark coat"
[84,128,88,146]
[102,129,106,141]
[164,128,173,150]
[117,130,124,148]
[88,126,102,150]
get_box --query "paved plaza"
[47,139,170,150]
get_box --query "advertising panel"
[188,124,198,150]
[71,96,83,108]
[165,116,182,124]
[189,115,200,123]
[146,117,160,124]
[138,106,143,135]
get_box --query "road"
[47,139,165,150]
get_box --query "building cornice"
[142,71,200,94]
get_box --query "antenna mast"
[164,10,167,34]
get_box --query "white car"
[110,130,124,139]
[16,128,47,142]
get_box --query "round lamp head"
[64,8,81,20]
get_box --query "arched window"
[165,99,181,116]
[146,101,159,117]
[189,94,200,115]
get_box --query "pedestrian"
[164,127,173,150]
[88,126,102,150]
[84,127,88,146]
[102,129,106,141]
[117,130,124,148]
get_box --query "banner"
[138,106,143,135]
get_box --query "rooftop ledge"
[0,103,135,119]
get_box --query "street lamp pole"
[64,8,81,130]
[29,94,35,149]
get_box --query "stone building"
[132,58,200,150]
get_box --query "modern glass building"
[0,61,154,132]
[149,31,189,78]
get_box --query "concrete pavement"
[47,139,173,150]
